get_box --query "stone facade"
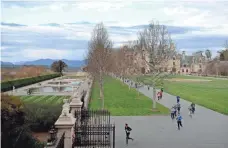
[126,49,207,75]
[180,51,206,75]
[83,45,207,75]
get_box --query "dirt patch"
[165,78,212,82]
[32,132,49,142]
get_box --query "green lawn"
[134,74,228,115]
[89,76,169,116]
[19,95,70,105]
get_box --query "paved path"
[111,78,228,148]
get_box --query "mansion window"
[186,69,189,73]
[184,64,186,68]
[173,62,175,66]
[173,57,176,60]
[199,64,202,68]
[182,69,184,72]
[199,59,202,63]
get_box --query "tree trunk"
[152,85,157,109]
[100,83,104,109]
[99,73,104,109]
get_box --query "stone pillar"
[70,98,83,117]
[55,102,75,148]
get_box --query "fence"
[73,109,115,148]
[56,132,65,148]
[75,109,111,125]
[73,124,115,148]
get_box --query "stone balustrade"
[46,76,93,148]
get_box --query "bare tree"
[136,21,175,110]
[87,22,113,109]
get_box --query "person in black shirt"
[125,124,134,141]
[191,103,195,113]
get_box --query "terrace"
[7,77,84,96]
[3,72,94,147]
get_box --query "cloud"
[1,0,228,62]
[1,21,228,62]
[0,46,10,51]
[2,1,227,27]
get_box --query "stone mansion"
[169,50,207,75]
[82,44,207,75]
[129,45,207,75]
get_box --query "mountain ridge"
[1,59,85,67]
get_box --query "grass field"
[19,95,70,105]
[89,76,169,116]
[134,75,228,115]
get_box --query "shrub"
[23,102,62,132]
[1,74,61,92]
[1,94,44,148]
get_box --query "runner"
[176,102,181,114]
[176,96,180,103]
[188,105,193,117]
[176,113,183,130]
[160,89,163,99]
[171,107,175,120]
[157,91,162,100]
[191,102,195,114]
[173,104,177,117]
[161,87,164,92]
[125,124,134,143]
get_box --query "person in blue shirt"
[177,96,180,103]
[176,113,183,130]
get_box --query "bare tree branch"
[86,22,113,109]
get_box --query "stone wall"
[46,74,93,148]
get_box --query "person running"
[176,102,181,114]
[160,88,163,99]
[125,124,134,141]
[173,105,177,117]
[176,113,183,130]
[191,102,195,114]
[157,91,162,100]
[176,96,180,103]
[171,107,176,120]
[188,105,193,117]
[161,87,164,92]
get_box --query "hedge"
[1,74,61,92]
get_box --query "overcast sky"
[1,0,228,62]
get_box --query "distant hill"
[1,61,14,67]
[1,59,85,68]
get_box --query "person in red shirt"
[157,91,162,100]
[160,90,163,99]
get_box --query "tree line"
[86,21,176,109]
[86,21,228,109]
